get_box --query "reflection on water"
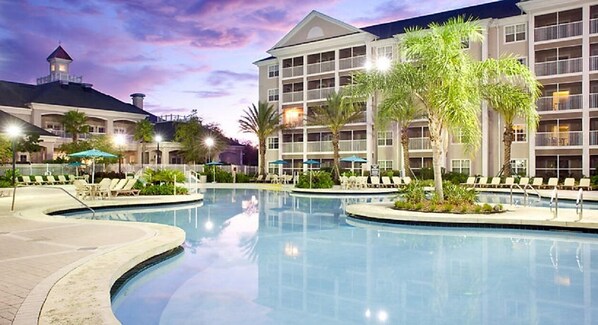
[67,189,598,324]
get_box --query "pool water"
[69,189,598,324]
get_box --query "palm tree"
[239,101,284,177]
[307,90,364,183]
[480,57,541,176]
[62,110,88,142]
[175,116,227,164]
[133,119,154,168]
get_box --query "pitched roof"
[0,80,156,118]
[362,0,523,39]
[47,45,73,62]
[0,110,57,137]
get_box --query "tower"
[37,45,82,84]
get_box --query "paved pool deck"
[0,182,597,324]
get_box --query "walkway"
[0,186,200,325]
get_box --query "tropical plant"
[143,168,185,185]
[175,114,227,164]
[480,57,541,176]
[238,101,285,177]
[0,135,11,165]
[133,119,154,168]
[307,90,364,183]
[61,110,89,142]
[295,171,334,189]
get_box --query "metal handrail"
[576,188,584,221]
[509,183,529,206]
[16,186,95,219]
[549,187,558,220]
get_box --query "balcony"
[535,57,582,76]
[36,72,83,85]
[307,61,335,75]
[282,91,303,103]
[535,131,582,146]
[408,137,432,150]
[307,87,334,101]
[591,18,598,34]
[591,56,598,71]
[591,94,598,108]
[534,21,582,42]
[305,139,366,152]
[339,55,366,70]
[591,131,598,145]
[282,143,303,153]
[536,94,582,111]
[282,66,303,78]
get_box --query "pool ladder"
[549,188,584,221]
[509,183,541,207]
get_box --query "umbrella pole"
[92,158,95,183]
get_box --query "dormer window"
[50,64,56,72]
[58,64,66,72]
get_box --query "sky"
[0,0,490,143]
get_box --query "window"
[267,137,279,149]
[451,159,471,175]
[377,46,393,60]
[377,131,393,146]
[58,64,66,72]
[513,124,526,142]
[517,57,527,66]
[452,130,464,144]
[50,64,56,72]
[505,23,526,43]
[45,122,61,130]
[268,64,279,78]
[114,128,127,134]
[461,37,470,49]
[268,88,279,102]
[510,159,527,176]
[379,160,393,171]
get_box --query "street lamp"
[114,134,126,175]
[205,137,214,163]
[155,134,162,169]
[7,125,21,212]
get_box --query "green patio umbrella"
[69,149,117,183]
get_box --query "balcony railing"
[590,55,598,71]
[307,61,335,75]
[535,131,582,146]
[282,143,303,153]
[534,21,582,42]
[282,91,304,103]
[339,55,366,70]
[591,131,598,145]
[305,139,366,152]
[536,94,582,111]
[535,57,582,76]
[307,87,335,101]
[282,66,303,78]
[36,73,83,85]
[591,18,598,34]
[591,93,598,109]
[408,137,431,150]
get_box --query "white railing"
[307,87,335,101]
[282,143,303,153]
[592,93,598,109]
[305,139,366,152]
[590,56,598,71]
[339,55,366,70]
[591,131,598,146]
[592,18,598,34]
[282,66,303,78]
[36,73,83,85]
[534,21,582,41]
[536,94,582,111]
[408,137,431,150]
[307,61,335,75]
[282,91,303,103]
[535,57,582,76]
[535,131,583,146]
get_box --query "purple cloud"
[184,90,231,98]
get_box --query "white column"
[583,4,591,176]
[481,26,489,176]
[303,55,308,172]
[528,14,537,176]
[365,43,374,169]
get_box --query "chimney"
[130,93,145,109]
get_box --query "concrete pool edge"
[345,202,598,232]
[9,193,201,325]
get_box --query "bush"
[443,182,477,205]
[591,175,598,186]
[140,184,188,195]
[235,172,252,183]
[401,181,426,204]
[295,171,333,189]
[144,168,185,185]
[204,167,233,183]
[442,171,469,185]
[94,171,125,182]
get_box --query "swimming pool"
[68,189,598,324]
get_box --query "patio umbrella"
[269,159,289,165]
[67,161,84,177]
[303,159,320,188]
[340,155,367,174]
[206,161,223,183]
[69,149,117,183]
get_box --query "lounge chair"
[96,178,112,199]
[34,176,47,185]
[113,178,140,197]
[475,177,488,188]
[369,176,381,188]
[357,176,368,189]
[73,180,91,199]
[489,177,501,188]
[519,177,530,187]
[381,176,393,188]
[109,178,120,189]
[18,175,33,186]
[57,175,69,184]
[68,175,77,183]
[402,176,412,185]
[561,178,575,190]
[340,176,349,189]
[500,177,515,188]
[461,177,476,187]
[392,176,402,188]
[531,177,543,189]
[110,179,128,192]
[253,175,264,183]
[576,178,593,191]
[542,177,558,189]
[46,175,57,185]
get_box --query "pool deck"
[1,182,597,324]
[0,186,201,325]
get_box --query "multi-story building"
[255,0,598,179]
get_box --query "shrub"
[144,168,186,185]
[235,172,252,183]
[482,203,493,213]
[295,171,333,189]
[204,167,233,183]
[140,184,188,195]
[442,171,469,185]
[401,181,426,204]
[443,182,477,205]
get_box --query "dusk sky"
[0,0,490,143]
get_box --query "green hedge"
[295,171,333,189]
[140,184,188,195]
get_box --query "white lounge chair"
[519,177,530,187]
[544,177,559,189]
[461,177,476,187]
[489,177,501,188]
[475,177,488,188]
[576,178,593,191]
[381,176,393,188]
[531,177,543,189]
[369,176,381,188]
[500,177,515,188]
[392,176,402,188]
[561,178,575,190]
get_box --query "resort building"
[254,0,598,179]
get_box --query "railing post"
[576,188,584,221]
[550,187,558,220]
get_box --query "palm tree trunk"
[429,118,444,200]
[141,142,146,168]
[332,132,340,183]
[400,126,414,178]
[259,139,266,176]
[501,122,515,177]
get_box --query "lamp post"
[155,135,162,169]
[114,134,125,175]
[205,137,214,182]
[7,125,21,212]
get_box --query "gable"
[271,11,363,50]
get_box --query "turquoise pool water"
[68,189,598,324]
